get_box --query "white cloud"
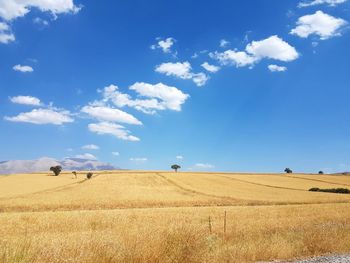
[155,61,209,86]
[201,62,220,73]
[195,163,215,169]
[268,64,287,72]
[82,144,99,150]
[0,0,81,21]
[246,35,299,62]
[290,11,347,40]
[211,35,298,68]
[0,21,9,31]
[75,153,97,160]
[176,155,183,160]
[130,82,190,111]
[298,0,347,7]
[220,39,230,48]
[33,17,49,26]
[13,64,34,72]
[155,61,192,79]
[81,105,142,125]
[99,84,189,114]
[101,84,163,114]
[112,151,120,156]
[210,50,258,67]
[192,73,209,87]
[130,157,147,162]
[10,95,41,106]
[4,108,73,125]
[151,37,175,53]
[0,22,14,44]
[88,122,140,142]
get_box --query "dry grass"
[1,171,350,262]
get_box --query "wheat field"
[1,171,350,262]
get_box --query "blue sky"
[1,0,350,172]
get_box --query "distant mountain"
[0,157,119,174]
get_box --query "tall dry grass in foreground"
[1,204,350,263]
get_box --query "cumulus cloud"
[155,62,209,87]
[298,0,347,7]
[0,22,14,44]
[81,105,142,125]
[100,83,189,114]
[268,64,287,72]
[246,35,299,61]
[84,82,189,141]
[75,153,97,160]
[176,155,183,160]
[220,39,230,48]
[4,108,73,125]
[151,37,175,53]
[10,95,41,106]
[81,144,99,150]
[210,50,258,67]
[88,122,140,142]
[201,62,220,73]
[13,64,34,72]
[195,163,215,169]
[211,35,298,68]
[155,61,192,79]
[130,82,190,110]
[291,11,347,40]
[192,73,209,87]
[0,0,81,21]
[0,0,80,45]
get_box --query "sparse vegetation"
[49,165,62,176]
[171,164,181,172]
[309,187,350,194]
[72,171,77,178]
[284,168,293,174]
[87,172,93,179]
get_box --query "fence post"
[223,211,227,241]
[208,216,212,234]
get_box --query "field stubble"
[1,171,350,262]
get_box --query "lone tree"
[284,168,293,174]
[86,172,93,179]
[171,164,181,172]
[318,171,324,175]
[72,171,77,179]
[50,165,62,176]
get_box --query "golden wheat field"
[1,171,350,263]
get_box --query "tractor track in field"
[155,173,243,203]
[214,174,307,192]
[0,173,101,201]
[268,174,350,187]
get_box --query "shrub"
[87,172,93,179]
[284,168,293,174]
[309,187,320,192]
[309,188,350,194]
